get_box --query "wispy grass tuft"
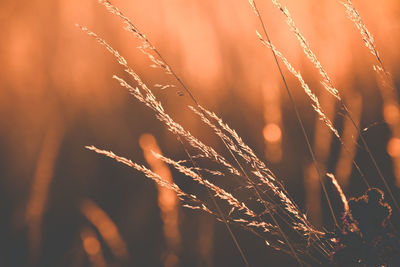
[79,0,400,266]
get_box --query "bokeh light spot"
[263,123,282,143]
[387,137,400,157]
[83,236,101,256]
[384,104,400,125]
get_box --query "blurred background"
[1,0,400,266]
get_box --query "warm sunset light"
[80,199,129,261]
[2,0,400,266]
[81,228,106,267]
[83,236,101,256]
[263,123,282,143]
[335,91,362,190]
[384,104,400,125]
[139,133,181,267]
[387,138,400,158]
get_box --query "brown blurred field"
[1,0,400,266]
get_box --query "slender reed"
[92,1,329,263]
[249,0,339,229]
[270,0,400,213]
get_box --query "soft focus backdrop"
[1,0,400,266]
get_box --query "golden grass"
[77,0,400,265]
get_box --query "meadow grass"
[80,0,400,266]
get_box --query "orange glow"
[80,228,106,267]
[387,138,400,158]
[25,125,64,264]
[139,134,180,267]
[2,0,400,265]
[263,80,283,163]
[374,38,400,187]
[335,91,362,190]
[384,104,400,125]
[263,123,282,143]
[80,199,129,261]
[305,88,336,226]
[83,236,101,256]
